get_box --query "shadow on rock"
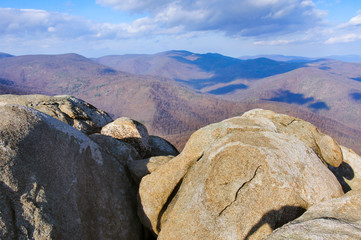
[245,206,306,240]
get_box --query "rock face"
[330,146,361,192]
[101,117,151,158]
[0,94,113,134]
[138,109,344,240]
[0,104,142,239]
[265,190,361,240]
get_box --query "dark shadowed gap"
[207,84,248,95]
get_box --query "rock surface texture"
[0,104,142,239]
[101,117,151,158]
[265,190,361,240]
[0,94,113,134]
[138,109,344,240]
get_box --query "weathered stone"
[149,136,179,157]
[329,146,361,192]
[89,133,141,165]
[128,156,173,183]
[0,94,113,134]
[138,109,343,239]
[101,117,151,158]
[242,109,343,167]
[265,190,361,240]
[0,104,142,239]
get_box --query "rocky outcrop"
[0,104,142,239]
[330,146,361,192]
[265,190,361,240]
[101,117,151,158]
[138,109,344,240]
[0,94,113,134]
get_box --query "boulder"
[101,117,151,158]
[0,104,142,239]
[149,136,179,157]
[265,190,361,240]
[138,109,343,240]
[0,94,113,134]
[329,146,361,192]
[89,133,141,165]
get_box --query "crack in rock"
[218,165,262,216]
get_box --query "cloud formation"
[96,0,325,36]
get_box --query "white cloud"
[325,33,361,44]
[254,39,296,45]
[324,12,361,44]
[96,0,325,37]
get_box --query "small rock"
[329,146,361,192]
[101,117,151,158]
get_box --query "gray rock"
[0,103,142,239]
[0,94,113,134]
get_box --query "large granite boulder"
[329,146,361,192]
[0,94,113,134]
[0,104,142,239]
[138,109,343,240]
[101,117,151,158]
[265,190,361,239]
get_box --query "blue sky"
[1,0,361,58]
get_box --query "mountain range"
[1,50,361,153]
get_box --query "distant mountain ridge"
[95,50,308,89]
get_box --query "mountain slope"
[1,53,360,153]
[0,53,245,149]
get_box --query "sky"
[1,0,361,58]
